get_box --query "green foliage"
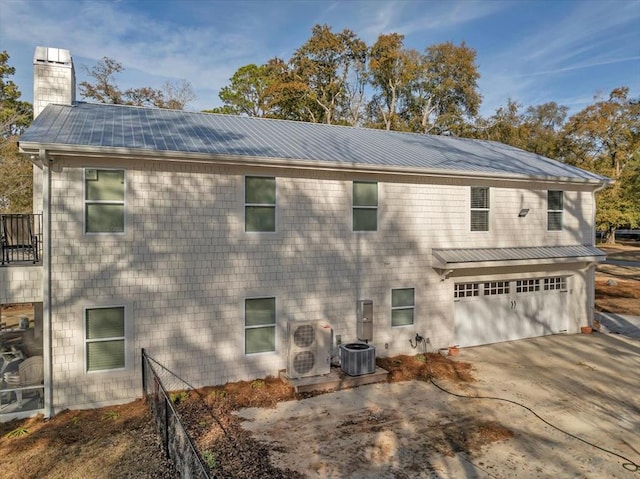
[250,379,266,389]
[5,427,29,438]
[169,391,189,404]
[202,449,217,469]
[102,410,120,421]
[1,51,33,212]
[560,87,640,242]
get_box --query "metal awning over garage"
[432,245,606,274]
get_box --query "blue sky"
[1,0,639,117]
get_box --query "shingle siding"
[44,160,596,409]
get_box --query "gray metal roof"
[20,102,608,183]
[433,245,606,267]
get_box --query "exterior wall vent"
[286,320,332,379]
[339,342,375,376]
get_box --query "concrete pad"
[236,333,640,478]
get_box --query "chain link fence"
[141,348,211,479]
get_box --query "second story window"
[470,187,489,231]
[548,190,563,231]
[245,176,276,232]
[85,169,125,234]
[353,181,377,231]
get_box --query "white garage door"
[454,277,568,347]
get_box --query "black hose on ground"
[428,372,640,473]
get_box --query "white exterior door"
[454,277,568,347]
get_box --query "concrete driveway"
[237,332,640,478]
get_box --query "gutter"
[19,142,609,188]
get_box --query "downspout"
[588,181,608,328]
[40,149,53,418]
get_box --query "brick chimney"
[33,46,76,118]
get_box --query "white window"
[391,288,414,327]
[353,181,377,231]
[548,190,563,231]
[471,187,489,231]
[245,176,276,232]
[516,279,540,293]
[544,277,567,291]
[484,281,509,295]
[245,297,276,354]
[85,306,126,372]
[85,169,125,233]
[454,283,479,298]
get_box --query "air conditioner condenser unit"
[340,342,376,376]
[286,320,332,379]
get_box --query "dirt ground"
[1,242,638,478]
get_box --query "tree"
[560,87,640,243]
[408,41,481,135]
[0,51,33,212]
[212,63,276,116]
[471,100,567,158]
[79,57,196,109]
[290,24,367,125]
[367,33,420,131]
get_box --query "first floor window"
[547,190,563,231]
[85,169,125,233]
[391,288,415,326]
[353,181,378,231]
[85,306,125,372]
[470,187,490,231]
[245,176,276,232]
[245,297,276,354]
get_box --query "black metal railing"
[141,349,211,479]
[1,214,43,265]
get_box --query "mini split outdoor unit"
[286,320,332,379]
[340,343,376,376]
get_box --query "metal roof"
[432,245,606,268]
[20,102,609,183]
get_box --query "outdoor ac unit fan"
[287,320,331,379]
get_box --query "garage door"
[454,277,568,347]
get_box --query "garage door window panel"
[516,279,540,293]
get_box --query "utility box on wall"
[357,300,373,342]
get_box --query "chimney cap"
[34,46,72,65]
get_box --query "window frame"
[352,181,378,232]
[470,187,490,232]
[244,296,277,355]
[483,281,510,296]
[391,288,415,327]
[84,168,126,235]
[547,190,564,231]
[454,282,480,299]
[544,276,567,291]
[84,305,127,374]
[244,175,277,233]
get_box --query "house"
[0,46,608,420]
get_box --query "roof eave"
[19,141,610,186]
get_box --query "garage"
[431,245,606,348]
[453,277,568,347]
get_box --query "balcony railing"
[1,214,43,266]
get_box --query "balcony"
[1,214,42,266]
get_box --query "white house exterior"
[1,47,608,419]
